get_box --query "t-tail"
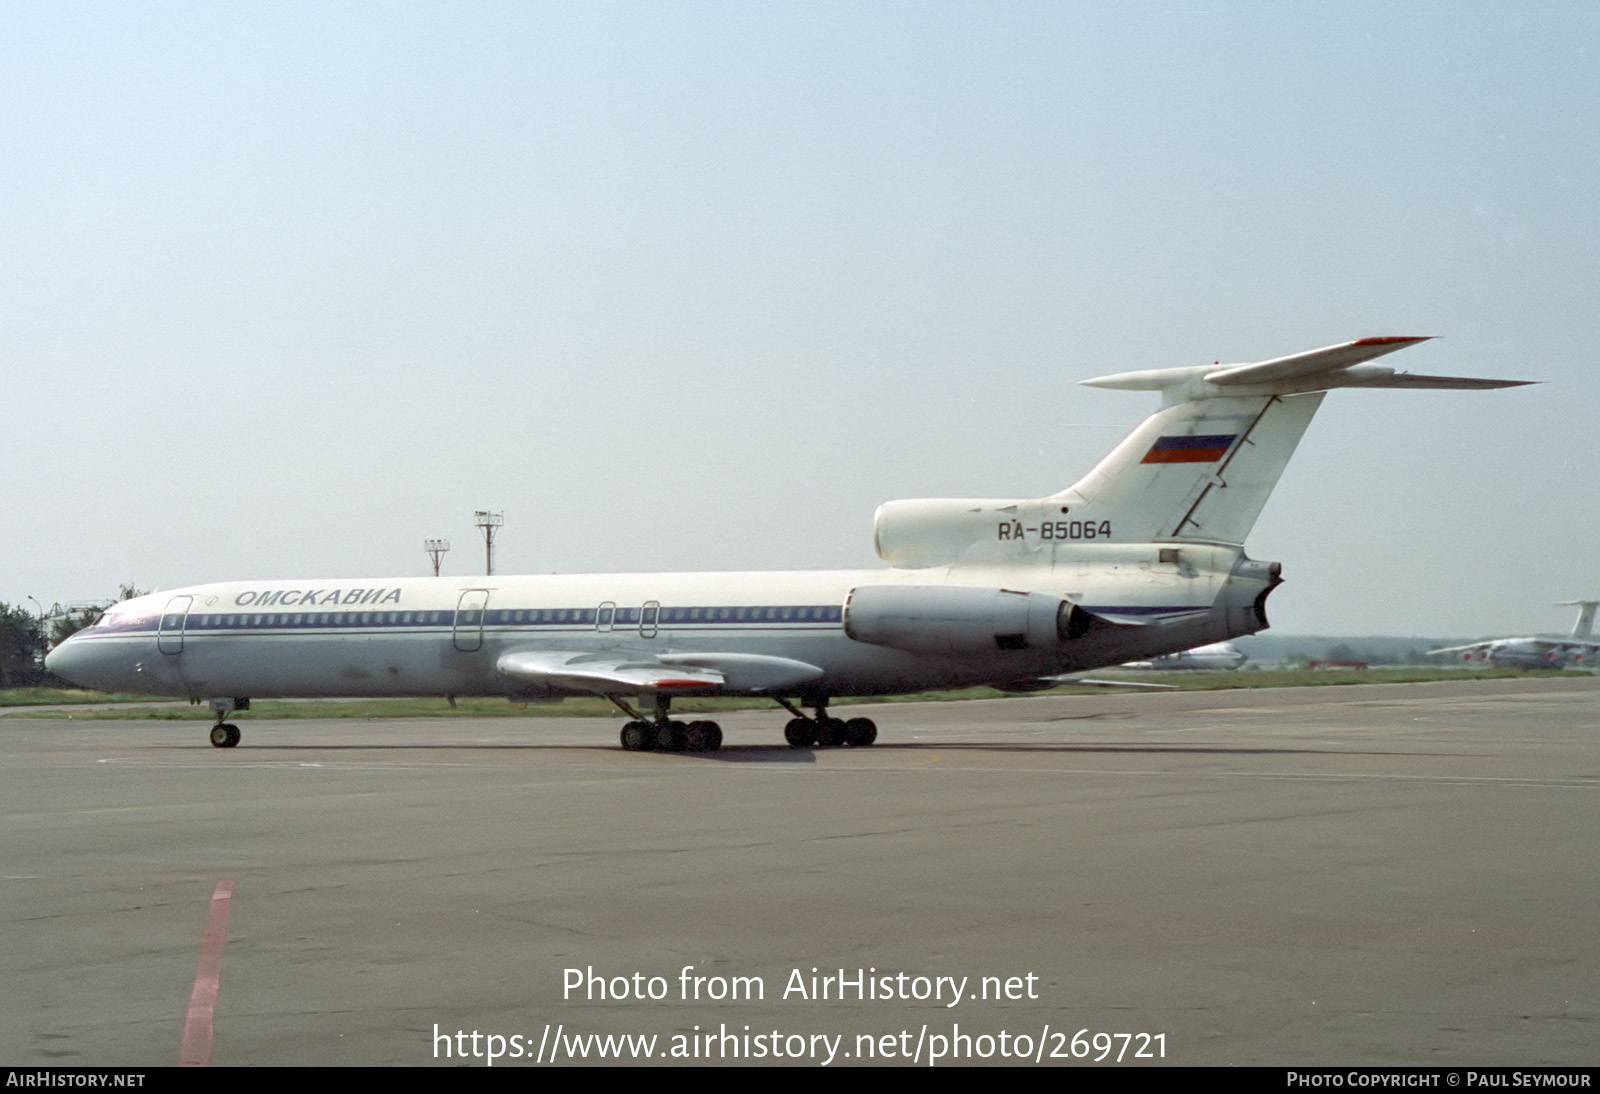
[872,337,1532,568]
[1560,600,1600,639]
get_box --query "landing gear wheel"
[844,718,877,747]
[210,723,240,748]
[817,717,847,748]
[620,721,656,751]
[656,720,687,752]
[784,718,818,748]
[686,720,723,752]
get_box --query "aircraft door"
[596,601,616,632]
[640,600,660,639]
[453,590,490,652]
[157,596,193,655]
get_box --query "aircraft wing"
[496,649,825,695]
[498,650,725,694]
[1428,639,1600,657]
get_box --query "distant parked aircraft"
[1428,601,1600,669]
[1120,641,1247,671]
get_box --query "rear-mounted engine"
[843,585,1089,655]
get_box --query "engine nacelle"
[843,585,1088,655]
[873,498,1023,567]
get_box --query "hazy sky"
[5,2,1596,637]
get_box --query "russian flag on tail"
[1141,434,1237,464]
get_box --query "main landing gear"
[207,697,249,748]
[612,695,724,753]
[608,695,879,752]
[777,698,877,749]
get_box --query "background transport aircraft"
[47,336,1528,752]
[1119,641,1247,671]
[1428,600,1600,669]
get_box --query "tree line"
[0,585,145,688]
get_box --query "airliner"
[1120,641,1247,671]
[46,336,1528,751]
[1428,600,1600,669]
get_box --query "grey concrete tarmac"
[3,675,1598,1067]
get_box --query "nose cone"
[46,636,127,692]
[46,636,89,686]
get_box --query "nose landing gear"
[206,697,249,748]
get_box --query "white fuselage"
[48,547,1272,702]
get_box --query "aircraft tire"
[845,718,877,746]
[817,717,848,748]
[210,723,240,748]
[685,721,721,752]
[657,721,687,751]
[620,721,655,751]
[784,718,817,748]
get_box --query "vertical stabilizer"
[1051,392,1324,545]
[873,338,1529,569]
[1070,337,1532,548]
[1561,601,1599,638]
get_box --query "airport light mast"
[424,539,450,577]
[474,511,503,576]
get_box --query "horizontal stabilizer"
[1345,373,1535,390]
[1203,336,1432,385]
[1083,337,1534,404]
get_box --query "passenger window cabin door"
[157,595,192,655]
[453,590,490,652]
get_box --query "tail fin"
[1052,390,1324,545]
[872,338,1529,568]
[1064,337,1533,547]
[1560,601,1600,638]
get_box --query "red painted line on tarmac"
[178,880,235,1067]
